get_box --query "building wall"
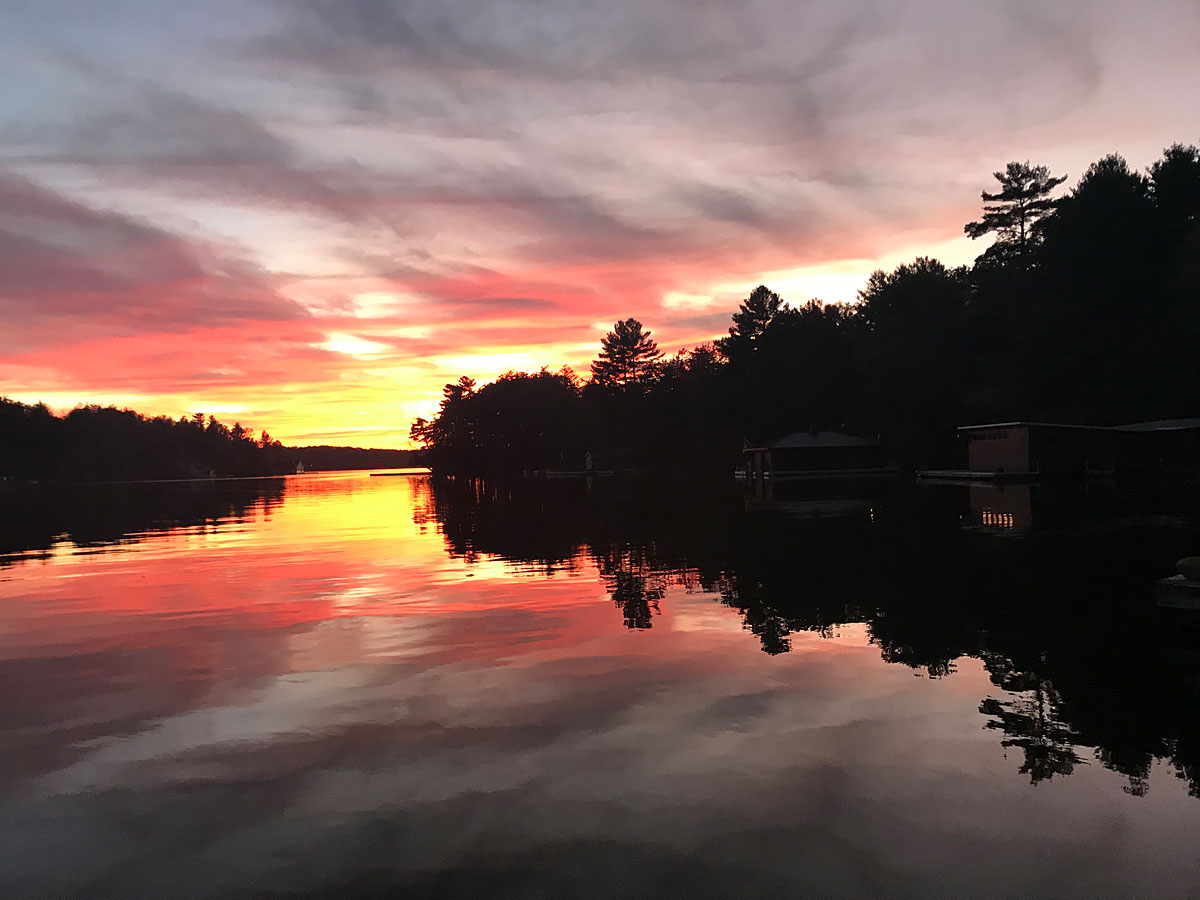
[771,444,884,472]
[1032,428,1115,474]
[967,427,1030,473]
[1117,429,1200,473]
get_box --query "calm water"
[2,471,1199,898]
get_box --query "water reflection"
[416,475,1200,798]
[979,662,1084,785]
[0,478,286,565]
[1,471,1199,897]
[967,480,1197,534]
[971,483,1032,531]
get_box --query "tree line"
[0,400,420,481]
[412,143,1200,473]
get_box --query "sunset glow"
[3,1,1198,446]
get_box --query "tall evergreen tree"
[965,161,1066,263]
[717,285,784,363]
[590,318,662,387]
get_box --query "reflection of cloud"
[4,610,1176,897]
[3,470,1200,895]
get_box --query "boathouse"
[959,418,1200,478]
[743,430,887,480]
[959,423,1117,478]
[1113,418,1200,472]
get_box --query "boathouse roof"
[959,417,1200,434]
[957,421,1113,433]
[746,431,879,452]
[1113,417,1200,432]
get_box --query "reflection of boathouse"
[742,431,893,517]
[743,431,888,481]
[966,480,1193,535]
[969,484,1034,532]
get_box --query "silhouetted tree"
[1150,143,1200,247]
[590,318,663,387]
[0,399,301,480]
[965,161,1066,266]
[0,397,414,482]
[855,257,972,464]
[855,257,969,330]
[410,370,583,474]
[1040,154,1156,298]
[717,284,785,364]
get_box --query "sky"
[1,0,1197,447]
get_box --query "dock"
[1156,575,1200,610]
[917,469,1033,483]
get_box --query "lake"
[2,471,1199,898]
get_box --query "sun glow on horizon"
[3,232,987,451]
[736,235,982,307]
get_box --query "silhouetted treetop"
[856,256,969,329]
[718,285,785,363]
[965,161,1066,263]
[1150,143,1200,245]
[590,318,663,387]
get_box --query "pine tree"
[965,161,1066,260]
[590,318,662,387]
[716,285,784,363]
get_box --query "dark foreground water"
[2,471,1199,898]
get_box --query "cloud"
[1,0,1197,442]
[0,174,310,351]
[39,83,292,170]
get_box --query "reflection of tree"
[869,603,974,678]
[415,474,1200,802]
[410,475,586,574]
[719,581,793,655]
[1174,756,1200,800]
[612,572,662,629]
[712,571,847,655]
[0,479,286,565]
[593,545,667,629]
[979,655,1083,784]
